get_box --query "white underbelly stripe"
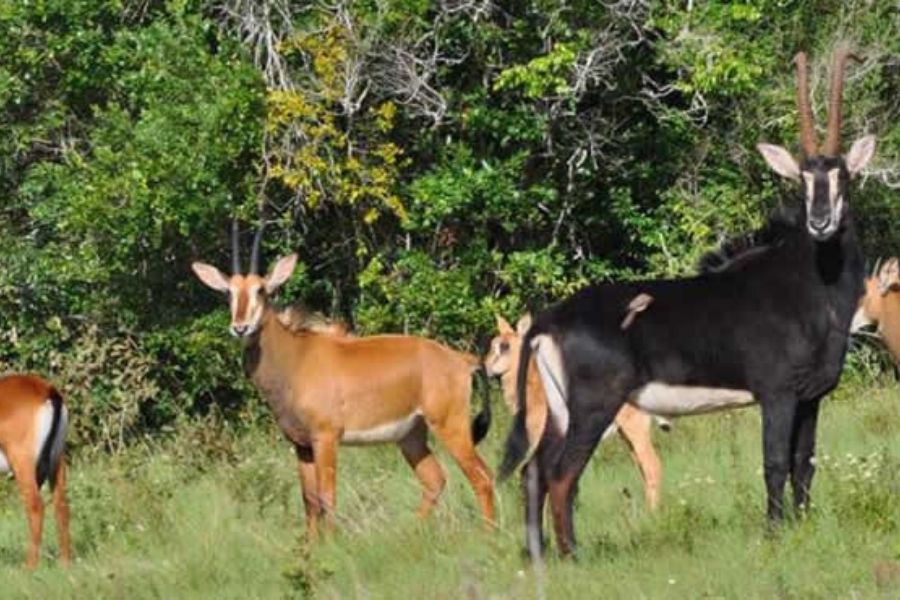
[629,383,755,417]
[0,449,8,473]
[342,412,421,445]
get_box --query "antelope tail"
[36,388,66,489]
[471,365,492,445]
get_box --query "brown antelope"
[486,314,662,511]
[852,257,900,363]
[0,374,71,568]
[191,224,495,537]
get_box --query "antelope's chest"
[254,376,313,446]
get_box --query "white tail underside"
[0,398,66,476]
[533,334,570,436]
[34,400,55,461]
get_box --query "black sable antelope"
[501,47,876,559]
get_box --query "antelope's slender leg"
[294,444,320,540]
[10,451,44,569]
[51,458,72,564]
[523,457,548,558]
[398,419,446,519]
[615,405,662,510]
[429,416,495,526]
[547,402,619,556]
[761,394,799,523]
[790,397,822,513]
[312,432,339,531]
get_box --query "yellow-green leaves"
[494,43,577,98]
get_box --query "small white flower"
[668,578,677,585]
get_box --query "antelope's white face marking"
[342,413,421,445]
[802,171,815,206]
[227,275,267,338]
[532,334,569,435]
[629,383,755,417]
[485,336,514,377]
[803,166,844,240]
[827,168,844,229]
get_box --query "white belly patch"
[629,383,755,417]
[342,412,421,445]
[0,449,8,473]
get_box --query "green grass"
[1,376,898,599]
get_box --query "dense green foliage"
[1,378,898,597]
[1,1,898,443]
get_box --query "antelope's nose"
[809,217,830,233]
[232,324,249,337]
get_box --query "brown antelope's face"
[854,258,900,328]
[192,254,298,339]
[485,315,531,379]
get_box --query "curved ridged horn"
[793,52,819,157]
[822,46,852,156]
[231,219,242,274]
[249,221,266,275]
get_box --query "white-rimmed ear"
[265,253,298,294]
[757,143,801,180]
[845,134,876,177]
[516,313,532,336]
[192,262,231,293]
[877,257,899,295]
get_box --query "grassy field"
[1,374,898,599]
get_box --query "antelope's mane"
[697,205,802,275]
[276,305,352,337]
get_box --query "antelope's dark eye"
[499,341,510,353]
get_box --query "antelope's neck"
[500,369,518,409]
[815,220,865,328]
[880,296,900,362]
[244,308,301,393]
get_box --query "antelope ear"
[845,134,876,177]
[850,305,874,332]
[516,313,532,336]
[877,257,900,295]
[192,262,231,293]
[757,143,801,180]
[495,315,513,334]
[265,253,298,294]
